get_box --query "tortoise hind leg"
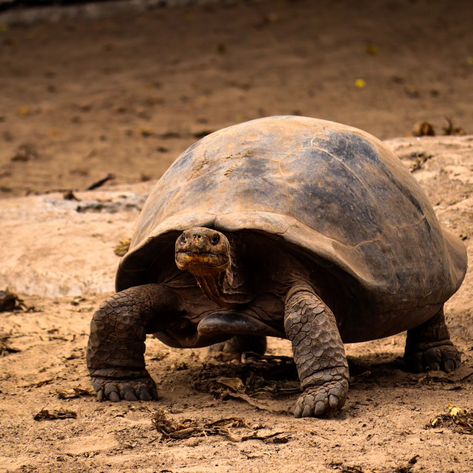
[209,335,267,359]
[404,308,461,373]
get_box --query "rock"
[0,184,151,297]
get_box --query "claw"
[123,389,138,401]
[293,380,348,418]
[293,404,303,418]
[139,390,152,401]
[328,394,339,409]
[90,375,158,402]
[444,359,456,372]
[109,391,120,402]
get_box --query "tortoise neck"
[194,238,251,308]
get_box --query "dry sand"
[0,1,472,472]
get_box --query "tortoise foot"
[91,376,158,402]
[404,309,461,373]
[293,379,348,418]
[404,342,461,373]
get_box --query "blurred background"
[0,0,472,197]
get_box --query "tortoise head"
[175,227,231,276]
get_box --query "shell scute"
[116,116,466,323]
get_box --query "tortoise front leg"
[87,284,177,402]
[284,285,349,417]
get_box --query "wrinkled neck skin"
[194,237,252,309]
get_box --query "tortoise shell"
[116,116,466,339]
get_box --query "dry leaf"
[34,409,77,421]
[17,105,31,117]
[428,406,473,434]
[366,44,379,55]
[447,405,464,417]
[57,387,93,400]
[216,376,246,392]
[139,127,154,138]
[151,408,289,443]
[355,79,366,89]
[114,238,131,257]
[412,121,435,137]
[0,289,26,312]
[442,117,466,136]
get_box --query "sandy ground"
[0,0,472,198]
[1,1,473,472]
[1,137,472,473]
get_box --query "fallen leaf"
[0,289,25,312]
[0,333,21,357]
[404,151,433,172]
[216,43,226,54]
[63,190,80,201]
[404,85,420,98]
[114,238,131,257]
[412,121,435,137]
[354,79,366,89]
[70,296,86,306]
[11,143,39,162]
[442,117,466,136]
[428,406,473,434]
[366,44,379,55]
[447,404,464,417]
[34,409,77,421]
[151,408,289,443]
[216,377,246,392]
[17,106,31,118]
[85,173,115,191]
[57,387,94,400]
[139,127,154,138]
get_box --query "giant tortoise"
[87,116,467,417]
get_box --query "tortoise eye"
[211,234,220,245]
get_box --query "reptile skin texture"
[404,308,461,373]
[284,285,349,417]
[86,284,174,401]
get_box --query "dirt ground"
[1,0,473,197]
[0,1,473,472]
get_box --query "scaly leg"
[404,308,461,372]
[87,284,178,401]
[285,285,349,418]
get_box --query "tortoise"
[87,115,467,417]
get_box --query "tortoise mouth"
[175,250,229,274]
